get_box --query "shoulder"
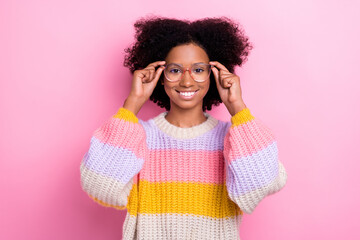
[207,112,231,129]
[137,112,166,134]
[205,113,232,138]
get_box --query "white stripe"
[228,161,288,214]
[152,112,219,139]
[80,162,134,207]
[122,212,242,240]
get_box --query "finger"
[211,65,219,81]
[211,66,222,90]
[145,66,165,88]
[209,61,230,72]
[149,69,155,81]
[219,71,233,77]
[149,65,165,86]
[219,73,232,86]
[220,76,230,88]
[143,71,150,83]
[146,60,166,68]
[138,70,146,82]
[145,61,166,80]
[223,77,233,88]
[225,76,237,86]
[221,77,228,89]
[218,73,228,88]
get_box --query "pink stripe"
[93,116,147,159]
[224,119,276,163]
[139,149,225,184]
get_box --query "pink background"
[1,0,360,239]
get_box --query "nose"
[179,68,195,87]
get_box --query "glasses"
[163,63,213,83]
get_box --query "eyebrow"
[167,62,208,66]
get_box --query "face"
[161,43,210,111]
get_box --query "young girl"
[80,16,287,240]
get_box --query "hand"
[209,61,247,116]
[123,60,166,115]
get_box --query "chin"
[170,100,204,111]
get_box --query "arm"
[223,108,287,214]
[80,107,147,210]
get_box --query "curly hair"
[123,15,253,112]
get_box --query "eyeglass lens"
[164,63,211,82]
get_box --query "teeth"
[179,91,196,96]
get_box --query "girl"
[80,16,287,240]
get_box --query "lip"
[175,89,199,100]
[175,90,199,93]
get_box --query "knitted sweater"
[80,107,287,240]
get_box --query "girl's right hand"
[123,60,166,115]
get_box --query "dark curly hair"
[123,15,253,112]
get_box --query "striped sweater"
[80,107,287,240]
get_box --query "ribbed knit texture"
[80,107,288,240]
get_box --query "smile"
[176,90,199,99]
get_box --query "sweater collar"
[152,111,219,139]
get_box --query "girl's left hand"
[209,61,247,116]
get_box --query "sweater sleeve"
[80,107,147,210]
[223,108,287,214]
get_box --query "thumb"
[151,66,165,86]
[211,66,221,89]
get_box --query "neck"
[165,104,207,128]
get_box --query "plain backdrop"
[1,0,360,239]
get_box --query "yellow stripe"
[88,194,127,210]
[113,107,138,123]
[230,108,255,127]
[126,180,243,218]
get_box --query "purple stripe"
[139,119,231,150]
[226,141,279,195]
[82,136,144,184]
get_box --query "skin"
[161,43,211,127]
[123,42,247,127]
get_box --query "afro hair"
[123,15,253,111]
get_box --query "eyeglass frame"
[162,63,214,83]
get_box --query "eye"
[169,68,181,74]
[194,68,204,73]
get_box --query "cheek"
[163,84,173,97]
[163,84,170,92]
[202,83,210,95]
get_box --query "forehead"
[165,43,209,64]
